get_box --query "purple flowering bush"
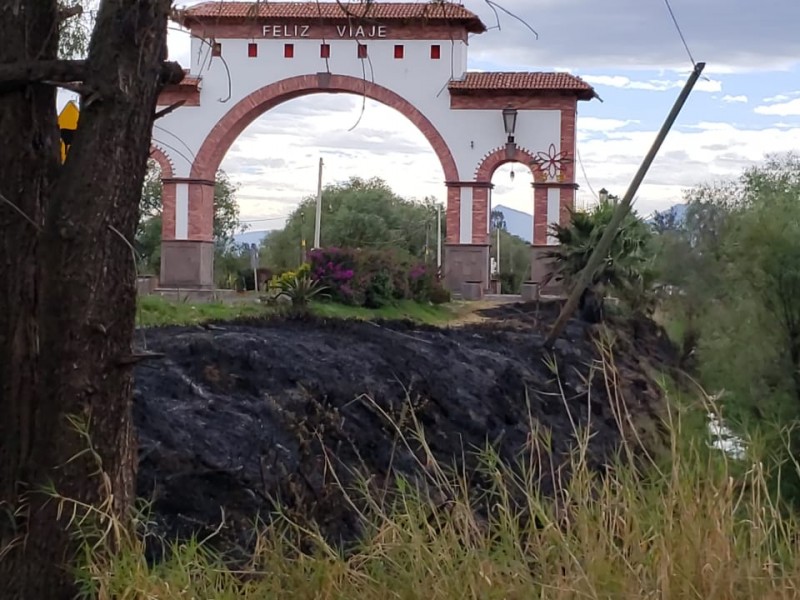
[308,247,358,304]
[309,246,450,307]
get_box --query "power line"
[239,215,291,225]
[575,144,598,202]
[661,0,697,68]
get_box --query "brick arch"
[149,144,174,179]
[191,74,459,182]
[474,145,541,182]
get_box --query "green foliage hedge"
[306,247,448,308]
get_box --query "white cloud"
[722,94,748,103]
[763,91,800,103]
[754,98,800,116]
[581,74,722,93]
[577,117,640,133]
[573,122,800,215]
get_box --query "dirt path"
[446,296,527,326]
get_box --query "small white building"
[153,1,596,292]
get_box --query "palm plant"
[277,275,329,308]
[542,198,654,320]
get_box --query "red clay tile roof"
[449,72,596,100]
[177,1,486,32]
[178,75,201,87]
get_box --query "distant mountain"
[233,230,270,247]
[493,204,532,242]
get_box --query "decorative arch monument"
[154,1,596,292]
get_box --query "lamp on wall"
[502,108,518,159]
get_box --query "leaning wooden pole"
[544,61,706,349]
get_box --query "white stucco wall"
[156,35,561,181]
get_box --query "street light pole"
[313,157,323,249]
[436,203,442,275]
[496,225,500,274]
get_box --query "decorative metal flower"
[531,143,573,181]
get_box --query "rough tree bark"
[0,1,181,597]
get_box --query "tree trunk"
[0,1,179,597]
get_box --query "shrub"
[270,263,312,291]
[354,249,410,301]
[408,263,437,302]
[309,247,449,308]
[429,284,451,305]
[309,248,357,304]
[277,275,328,308]
[362,270,393,308]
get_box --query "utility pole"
[425,221,430,262]
[496,225,500,274]
[544,61,706,349]
[313,157,323,249]
[300,210,307,264]
[436,203,442,275]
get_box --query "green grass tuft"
[136,295,458,328]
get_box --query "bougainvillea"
[306,247,449,308]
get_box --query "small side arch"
[474,145,541,182]
[149,145,175,179]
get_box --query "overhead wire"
[661,0,697,68]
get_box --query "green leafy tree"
[491,229,531,294]
[543,197,655,320]
[490,209,507,231]
[261,176,441,272]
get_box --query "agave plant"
[542,198,654,320]
[277,275,329,308]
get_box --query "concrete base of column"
[444,244,489,293]
[160,240,215,289]
[530,244,563,295]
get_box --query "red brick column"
[445,185,461,244]
[533,184,548,244]
[445,181,494,244]
[161,181,177,240]
[187,180,215,241]
[471,184,491,244]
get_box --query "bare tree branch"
[42,80,93,95]
[0,59,184,94]
[0,59,86,93]
[154,100,185,120]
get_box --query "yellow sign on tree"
[58,100,80,163]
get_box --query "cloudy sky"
[166,0,800,232]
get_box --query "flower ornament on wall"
[531,143,573,182]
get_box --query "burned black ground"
[133,301,678,557]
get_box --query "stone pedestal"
[530,244,563,295]
[462,281,484,301]
[521,281,540,302]
[160,240,215,289]
[444,244,489,293]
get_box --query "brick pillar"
[533,183,548,244]
[445,185,460,244]
[471,185,490,244]
[531,181,579,292]
[160,178,215,289]
[161,179,177,241]
[443,180,493,294]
